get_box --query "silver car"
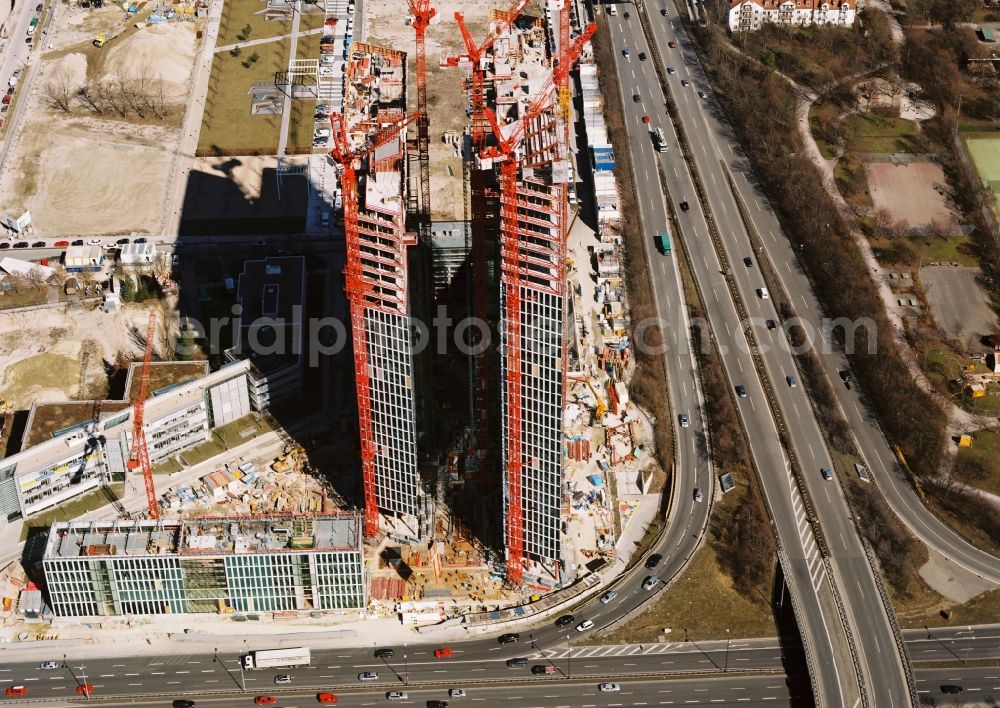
[600,590,617,604]
[39,661,59,670]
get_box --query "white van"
[608,4,617,15]
[757,287,769,300]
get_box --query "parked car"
[53,241,69,248]
[88,238,102,246]
[645,553,662,569]
[0,243,9,250]
[576,619,594,632]
[71,239,84,246]
[498,633,520,644]
[374,648,395,659]
[642,575,658,591]
[116,237,130,245]
[600,590,617,604]
[555,614,575,627]
[31,240,45,247]
[13,241,28,248]
[134,237,147,243]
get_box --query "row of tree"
[44,69,172,120]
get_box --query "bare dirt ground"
[0,7,199,236]
[921,265,1000,353]
[865,161,958,233]
[365,0,501,221]
[0,302,170,410]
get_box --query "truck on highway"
[242,647,311,670]
[656,231,672,255]
[652,127,668,152]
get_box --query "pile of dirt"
[105,23,197,98]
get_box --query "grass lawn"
[834,154,872,208]
[843,114,923,154]
[956,428,1000,497]
[198,39,290,155]
[598,482,777,643]
[21,483,125,541]
[913,587,1000,632]
[916,235,978,266]
[217,0,290,45]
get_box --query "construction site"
[0,0,657,623]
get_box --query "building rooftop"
[22,401,132,448]
[44,513,363,560]
[124,361,210,402]
[232,256,305,374]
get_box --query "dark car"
[374,648,395,659]
[638,52,646,61]
[31,241,45,247]
[427,701,449,708]
[0,243,9,249]
[116,238,130,245]
[679,200,689,212]
[633,93,640,103]
[25,36,33,43]
[660,7,667,15]
[645,553,662,569]
[555,614,575,627]
[940,685,964,695]
[13,241,28,248]
[71,239,84,246]
[134,237,147,243]
[505,657,528,668]
[839,370,851,383]
[766,319,776,330]
[35,2,42,9]
[172,701,196,708]
[735,385,747,398]
[743,256,753,267]
[498,633,520,644]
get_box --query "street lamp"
[724,629,731,673]
[404,644,408,686]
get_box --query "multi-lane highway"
[602,11,874,707]
[2,626,1000,703]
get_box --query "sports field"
[963,133,1000,210]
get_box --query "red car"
[255,697,277,706]
[75,684,94,695]
[54,240,69,247]
[324,17,337,25]
[668,40,677,48]
[5,686,28,697]
[317,693,338,704]
[433,647,453,659]
[642,115,650,124]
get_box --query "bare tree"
[924,217,950,241]
[77,81,106,115]
[5,272,28,294]
[43,70,74,112]
[873,207,894,238]
[25,266,49,291]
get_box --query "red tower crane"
[127,314,159,519]
[330,110,420,538]
[480,23,595,586]
[407,0,435,239]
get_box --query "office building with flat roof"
[43,514,364,617]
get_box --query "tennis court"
[963,133,1000,210]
